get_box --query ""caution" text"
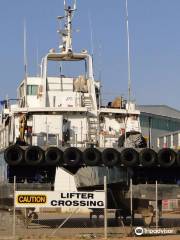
[17,195,47,204]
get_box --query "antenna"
[124,0,132,147]
[64,0,66,9]
[23,20,28,106]
[64,0,77,10]
[88,11,94,58]
[24,21,28,77]
[125,0,132,104]
[36,45,39,77]
[98,43,102,81]
[73,0,77,10]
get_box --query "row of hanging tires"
[4,144,180,168]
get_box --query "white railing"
[31,133,60,147]
[0,128,7,149]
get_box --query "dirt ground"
[20,235,180,240]
[1,210,180,240]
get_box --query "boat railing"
[31,132,60,147]
[0,127,7,149]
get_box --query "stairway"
[82,95,93,110]
[82,94,98,144]
[87,117,98,144]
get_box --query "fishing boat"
[0,1,180,225]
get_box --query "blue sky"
[1,0,180,109]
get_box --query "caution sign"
[17,195,47,204]
[15,191,105,208]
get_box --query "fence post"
[155,180,158,229]
[130,178,133,227]
[13,176,16,239]
[104,175,107,240]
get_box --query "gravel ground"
[0,210,180,240]
[19,235,180,240]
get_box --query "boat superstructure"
[0,1,142,182]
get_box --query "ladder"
[87,117,98,144]
[82,94,93,110]
[82,93,99,145]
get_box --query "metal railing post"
[75,134,77,147]
[13,176,16,239]
[130,178,133,227]
[156,180,158,229]
[104,175,107,239]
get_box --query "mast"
[58,0,77,53]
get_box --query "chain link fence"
[14,174,107,239]
[1,179,180,239]
[0,182,14,239]
[0,177,127,239]
[14,208,129,239]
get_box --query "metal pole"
[130,178,133,227]
[46,125,49,145]
[148,117,152,148]
[13,176,16,239]
[80,121,83,147]
[56,134,59,147]
[156,180,158,229]
[125,0,132,104]
[50,208,79,237]
[75,134,77,147]
[104,176,107,240]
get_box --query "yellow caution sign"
[17,195,47,204]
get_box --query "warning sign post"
[15,191,105,208]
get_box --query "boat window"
[47,59,87,78]
[130,115,138,120]
[27,85,38,95]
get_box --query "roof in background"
[137,105,180,120]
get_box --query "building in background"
[157,130,180,149]
[138,105,180,148]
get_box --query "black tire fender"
[83,148,101,166]
[139,148,157,167]
[63,147,82,166]
[102,148,120,167]
[45,147,63,166]
[158,148,176,167]
[25,146,44,166]
[4,145,24,166]
[121,148,139,167]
